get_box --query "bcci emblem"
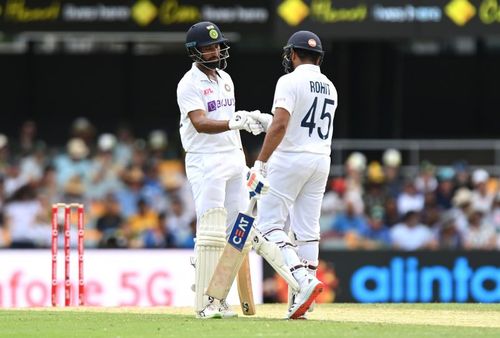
[224,84,231,92]
[209,29,219,39]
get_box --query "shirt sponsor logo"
[207,98,235,112]
[203,88,213,95]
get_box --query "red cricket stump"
[51,205,58,307]
[77,205,85,306]
[51,203,85,307]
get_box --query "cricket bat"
[237,255,256,315]
[206,197,257,314]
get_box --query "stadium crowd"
[0,118,499,251]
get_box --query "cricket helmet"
[282,30,324,73]
[185,21,230,70]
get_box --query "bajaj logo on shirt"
[207,98,235,112]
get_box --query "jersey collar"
[294,64,321,73]
[191,63,221,82]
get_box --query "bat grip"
[246,196,258,216]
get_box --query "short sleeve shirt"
[177,63,242,153]
[271,64,338,155]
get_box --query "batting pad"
[195,208,227,312]
[251,230,300,293]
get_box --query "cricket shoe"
[287,276,323,320]
[197,299,222,319]
[286,295,308,320]
[219,299,238,318]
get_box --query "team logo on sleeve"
[224,84,231,92]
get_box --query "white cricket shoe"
[197,300,222,319]
[287,276,323,320]
[219,299,238,318]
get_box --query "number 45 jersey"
[271,64,338,156]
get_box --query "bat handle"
[246,196,258,216]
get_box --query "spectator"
[0,134,11,176]
[485,192,500,249]
[3,159,27,198]
[364,161,388,214]
[70,117,96,149]
[125,198,164,248]
[358,205,391,249]
[415,161,438,194]
[435,166,456,210]
[88,133,122,200]
[463,210,496,250]
[383,197,400,227]
[11,120,43,157]
[321,177,346,230]
[148,130,168,167]
[470,169,494,213]
[19,142,48,184]
[382,148,403,198]
[115,166,147,218]
[37,165,60,205]
[397,180,424,215]
[3,184,48,248]
[436,216,463,250]
[344,152,366,215]
[96,194,126,248]
[453,160,472,190]
[390,211,437,251]
[164,195,195,248]
[53,137,91,189]
[330,198,366,235]
[449,187,473,235]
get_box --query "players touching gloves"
[229,110,273,136]
[229,110,265,135]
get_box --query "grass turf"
[1,304,500,338]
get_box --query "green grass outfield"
[1,304,500,338]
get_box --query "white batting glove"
[245,111,265,135]
[228,110,250,130]
[248,111,273,132]
[246,161,269,198]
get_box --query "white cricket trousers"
[185,149,247,229]
[257,151,330,241]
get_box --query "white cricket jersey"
[272,64,338,155]
[177,63,242,153]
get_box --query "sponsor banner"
[275,0,500,39]
[0,249,263,308]
[0,0,271,33]
[263,251,500,303]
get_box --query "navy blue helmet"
[282,31,324,73]
[185,21,230,70]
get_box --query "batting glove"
[248,111,273,132]
[247,161,269,198]
[228,110,250,130]
[245,113,265,136]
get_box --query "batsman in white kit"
[176,21,297,319]
[248,31,338,319]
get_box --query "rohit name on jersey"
[207,98,235,112]
[310,81,331,95]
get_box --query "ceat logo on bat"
[228,213,254,251]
